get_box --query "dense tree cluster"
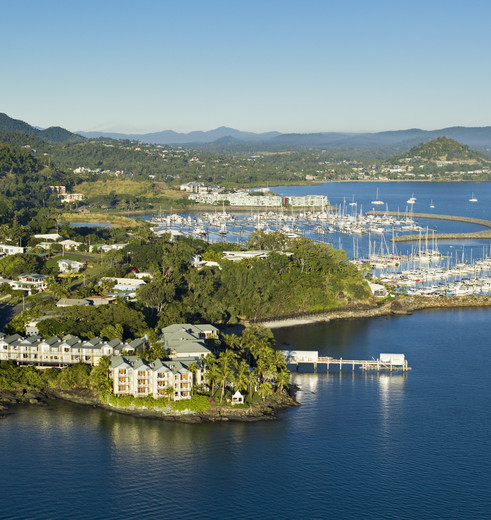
[205,326,291,403]
[124,232,370,326]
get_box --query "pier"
[282,351,411,373]
[370,210,491,242]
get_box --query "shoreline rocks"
[0,386,299,423]
[260,295,491,328]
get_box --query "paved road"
[0,302,24,330]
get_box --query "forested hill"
[400,137,489,161]
[0,113,85,144]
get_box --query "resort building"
[0,333,146,367]
[111,356,194,400]
[188,192,283,207]
[161,324,218,360]
[283,195,328,207]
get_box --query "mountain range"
[78,125,491,154]
[1,112,491,155]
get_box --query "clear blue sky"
[2,0,491,134]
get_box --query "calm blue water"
[270,181,491,220]
[2,308,491,519]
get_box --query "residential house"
[59,239,82,251]
[58,259,85,273]
[101,277,146,292]
[56,298,91,307]
[15,274,47,294]
[0,244,25,256]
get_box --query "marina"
[146,195,491,296]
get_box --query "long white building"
[0,333,145,367]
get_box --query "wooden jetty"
[282,351,411,373]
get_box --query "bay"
[2,181,490,519]
[2,308,490,519]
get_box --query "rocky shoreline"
[0,386,299,423]
[260,295,491,328]
[3,294,490,421]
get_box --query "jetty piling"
[282,351,411,373]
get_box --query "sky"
[2,0,491,134]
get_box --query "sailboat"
[406,193,416,204]
[371,188,384,205]
[430,200,435,209]
[469,193,478,202]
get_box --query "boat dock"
[282,351,411,373]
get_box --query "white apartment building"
[111,356,194,400]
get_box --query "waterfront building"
[161,323,219,360]
[188,192,283,207]
[283,195,328,207]
[0,333,145,367]
[111,356,194,400]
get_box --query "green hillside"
[0,113,84,144]
[403,137,488,161]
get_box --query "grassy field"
[60,212,148,227]
[76,180,186,200]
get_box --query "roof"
[58,259,84,265]
[18,273,46,280]
[57,298,90,307]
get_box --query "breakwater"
[370,210,491,242]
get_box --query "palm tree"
[187,361,199,393]
[217,350,235,403]
[204,353,219,396]
[234,359,250,394]
[274,368,291,394]
[247,368,257,398]
[165,385,175,401]
[272,350,287,372]
[258,381,273,402]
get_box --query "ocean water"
[2,308,490,519]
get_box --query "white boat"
[430,200,435,209]
[406,194,416,204]
[371,189,384,205]
[469,193,478,202]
